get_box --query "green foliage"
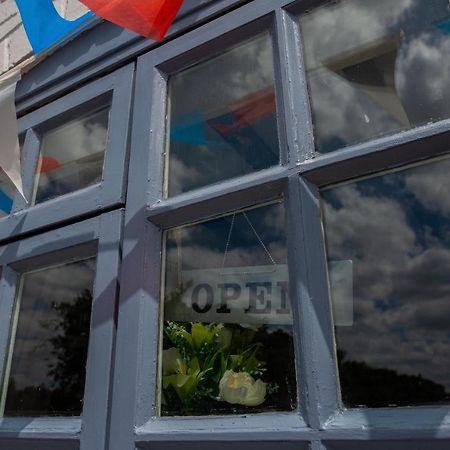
[162,322,266,413]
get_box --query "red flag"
[79,0,183,41]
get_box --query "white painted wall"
[0,0,89,75]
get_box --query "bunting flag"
[0,71,25,199]
[171,111,225,147]
[15,0,93,54]
[78,0,183,41]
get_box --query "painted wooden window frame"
[0,64,134,244]
[0,0,448,449]
[110,1,450,450]
[0,209,123,450]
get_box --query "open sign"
[165,265,292,325]
[164,262,353,326]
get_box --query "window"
[300,0,450,154]
[0,210,122,450]
[4,0,450,449]
[165,33,279,196]
[161,203,297,416]
[322,156,450,408]
[110,0,450,449]
[0,65,133,243]
[33,107,109,205]
[2,258,96,417]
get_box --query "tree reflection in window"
[2,258,96,417]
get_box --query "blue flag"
[15,0,93,54]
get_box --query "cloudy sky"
[322,156,450,392]
[167,33,279,196]
[301,0,450,153]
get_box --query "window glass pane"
[1,258,96,417]
[300,0,450,154]
[161,203,297,416]
[166,33,278,197]
[33,107,109,204]
[322,157,450,407]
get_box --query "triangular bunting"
[79,0,183,41]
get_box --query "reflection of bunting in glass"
[79,0,183,41]
[435,19,450,34]
[38,156,61,174]
[171,111,224,148]
[207,86,277,169]
[15,0,93,54]
[0,71,24,198]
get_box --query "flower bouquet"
[161,321,296,416]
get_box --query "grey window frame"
[0,64,133,243]
[109,3,335,450]
[0,209,123,450]
[109,1,450,450]
[0,0,449,449]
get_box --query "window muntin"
[300,0,450,154]
[322,156,450,408]
[33,107,110,205]
[165,33,279,197]
[1,258,96,417]
[161,202,297,416]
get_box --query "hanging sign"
[165,265,291,325]
[0,71,25,198]
[165,261,353,326]
[15,0,93,54]
[78,0,184,41]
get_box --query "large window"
[110,0,450,449]
[4,0,450,449]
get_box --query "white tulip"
[162,347,186,375]
[219,370,266,406]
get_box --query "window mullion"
[286,175,339,429]
[274,8,315,166]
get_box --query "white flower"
[162,347,186,375]
[219,370,266,406]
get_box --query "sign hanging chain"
[222,212,277,268]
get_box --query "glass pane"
[2,258,96,416]
[322,157,450,407]
[161,203,297,416]
[300,0,450,154]
[33,107,109,204]
[166,33,278,197]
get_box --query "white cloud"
[323,171,450,390]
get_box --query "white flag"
[0,71,25,198]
